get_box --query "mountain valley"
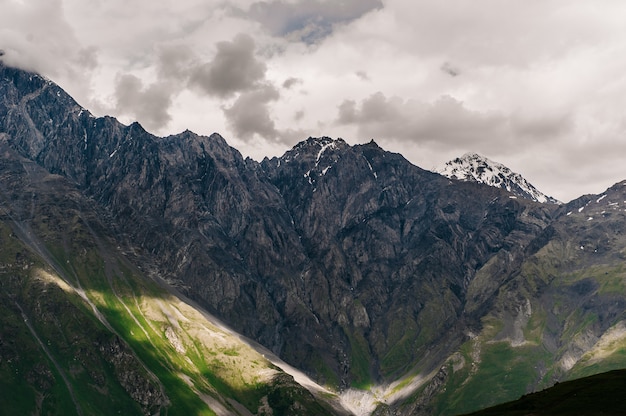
[3,61,626,415]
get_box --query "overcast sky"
[3,0,626,202]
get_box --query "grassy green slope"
[0,156,341,415]
[0,222,152,415]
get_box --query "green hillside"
[0,152,340,415]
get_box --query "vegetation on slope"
[0,154,340,415]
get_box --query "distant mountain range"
[439,152,560,204]
[3,60,626,416]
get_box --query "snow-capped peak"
[438,152,560,204]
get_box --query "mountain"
[439,152,560,204]
[259,136,558,395]
[0,133,343,415]
[392,181,626,415]
[3,60,626,415]
[0,62,344,415]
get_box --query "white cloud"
[114,74,174,131]
[336,93,509,146]
[4,0,626,201]
[0,0,97,89]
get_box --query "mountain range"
[2,60,626,415]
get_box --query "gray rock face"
[261,138,555,384]
[0,62,555,392]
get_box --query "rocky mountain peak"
[563,179,626,221]
[261,137,355,188]
[439,152,560,204]
[276,136,348,165]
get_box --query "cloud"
[108,33,281,137]
[282,77,302,89]
[440,62,460,77]
[294,110,305,121]
[241,0,383,43]
[223,84,280,140]
[0,0,97,80]
[509,111,572,139]
[114,74,173,131]
[222,83,309,145]
[102,32,291,142]
[178,33,296,143]
[156,43,197,81]
[189,33,266,98]
[335,91,578,153]
[337,92,509,146]
[355,70,369,81]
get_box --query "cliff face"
[261,137,556,385]
[9,62,626,416]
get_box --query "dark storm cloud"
[242,0,383,43]
[114,74,173,131]
[223,84,280,140]
[189,33,266,98]
[337,92,508,146]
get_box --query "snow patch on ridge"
[316,141,337,165]
[438,152,560,204]
[364,157,377,179]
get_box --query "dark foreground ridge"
[464,369,626,416]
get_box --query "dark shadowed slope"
[464,369,626,416]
